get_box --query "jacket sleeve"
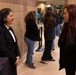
[15,41,20,57]
[11,27,20,57]
[0,30,9,56]
[29,20,41,41]
[58,33,66,48]
[29,20,39,35]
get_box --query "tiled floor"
[17,36,65,75]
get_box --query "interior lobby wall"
[67,0,76,4]
[64,0,76,5]
[0,0,37,62]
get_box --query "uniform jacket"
[0,24,20,63]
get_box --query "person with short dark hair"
[0,8,20,75]
[58,4,76,75]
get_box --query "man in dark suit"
[0,8,20,75]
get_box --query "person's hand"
[15,56,20,66]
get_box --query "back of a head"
[44,10,53,19]
[24,11,36,23]
[44,10,55,24]
[47,7,52,11]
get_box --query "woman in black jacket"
[24,11,40,69]
[40,10,56,64]
[58,4,76,75]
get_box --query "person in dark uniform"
[0,8,20,75]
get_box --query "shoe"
[25,61,34,65]
[49,58,55,61]
[40,60,48,64]
[28,65,36,69]
[52,48,55,50]
[25,61,28,64]
[52,47,55,50]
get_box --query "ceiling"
[37,0,65,5]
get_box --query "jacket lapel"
[1,24,15,42]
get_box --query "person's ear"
[4,18,7,23]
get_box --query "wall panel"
[0,0,37,62]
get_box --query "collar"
[4,24,10,30]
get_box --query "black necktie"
[8,27,12,31]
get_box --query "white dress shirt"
[5,25,16,42]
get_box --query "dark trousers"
[41,40,53,60]
[10,61,17,75]
[65,67,75,75]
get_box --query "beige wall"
[64,0,76,5]
[67,0,76,4]
[37,3,46,13]
[0,0,37,61]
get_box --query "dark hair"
[44,10,55,30]
[24,11,36,23]
[64,4,76,23]
[56,9,61,15]
[62,4,76,43]
[0,8,13,24]
[47,7,52,11]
